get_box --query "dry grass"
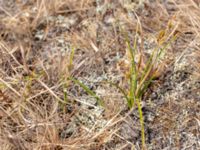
[0,0,200,150]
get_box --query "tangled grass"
[0,0,199,150]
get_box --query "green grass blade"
[68,77,104,106]
[137,76,154,99]
[69,47,75,71]
[156,35,177,61]
[124,24,140,108]
[105,80,131,108]
[63,88,68,103]
[129,66,137,107]
[136,98,145,149]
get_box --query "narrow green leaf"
[105,80,131,106]
[69,47,75,70]
[68,77,104,106]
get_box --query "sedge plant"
[110,23,177,149]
